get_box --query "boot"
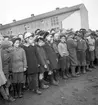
[39,80,49,89]
[61,71,68,79]
[90,61,96,69]
[86,65,92,72]
[76,66,81,75]
[34,89,42,95]
[49,74,58,86]
[53,70,59,83]
[65,69,71,78]
[82,66,86,74]
[0,86,8,100]
[18,83,23,98]
[71,66,79,77]
[13,83,18,99]
[5,87,15,102]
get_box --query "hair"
[35,29,40,34]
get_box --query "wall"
[80,4,89,30]
[62,10,81,31]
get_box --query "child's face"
[28,37,34,44]
[38,40,45,46]
[14,40,20,47]
[60,37,65,43]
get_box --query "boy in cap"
[58,35,71,79]
[23,32,42,95]
[67,32,79,77]
[43,34,59,86]
[76,31,87,74]
[36,37,49,89]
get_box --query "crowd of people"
[0,28,98,102]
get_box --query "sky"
[0,0,98,30]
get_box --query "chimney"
[0,24,2,26]
[56,7,60,10]
[31,14,34,17]
[13,19,16,22]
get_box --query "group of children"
[0,28,98,102]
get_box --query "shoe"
[14,92,18,99]
[72,74,80,78]
[86,68,92,72]
[34,89,42,95]
[66,74,72,78]
[51,80,59,86]
[83,70,86,74]
[8,96,16,102]
[43,80,49,85]
[18,93,23,98]
[41,84,49,89]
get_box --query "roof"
[0,3,85,30]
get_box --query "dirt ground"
[1,67,98,105]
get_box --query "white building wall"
[62,10,81,31]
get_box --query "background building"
[0,3,89,36]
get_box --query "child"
[11,38,27,98]
[1,40,15,101]
[58,35,70,79]
[36,37,49,89]
[23,32,42,95]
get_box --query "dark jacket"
[1,49,12,74]
[22,45,39,74]
[43,42,58,70]
[67,38,78,66]
[36,45,49,73]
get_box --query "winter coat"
[76,39,87,66]
[95,38,98,59]
[58,42,69,57]
[43,42,58,70]
[22,45,39,74]
[0,48,7,86]
[36,45,49,73]
[11,47,27,73]
[1,49,12,74]
[67,38,78,66]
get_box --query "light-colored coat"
[11,47,27,73]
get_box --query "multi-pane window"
[51,16,59,26]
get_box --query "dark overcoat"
[76,39,87,66]
[67,38,78,66]
[43,42,58,70]
[22,45,39,74]
[1,49,11,75]
[36,45,49,73]
[95,38,98,59]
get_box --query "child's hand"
[24,68,26,71]
[44,65,47,69]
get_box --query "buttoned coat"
[11,47,27,73]
[43,42,58,70]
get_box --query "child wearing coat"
[11,38,27,98]
[36,37,49,89]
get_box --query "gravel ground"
[1,67,98,105]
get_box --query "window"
[51,16,59,26]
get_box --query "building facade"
[0,3,89,36]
